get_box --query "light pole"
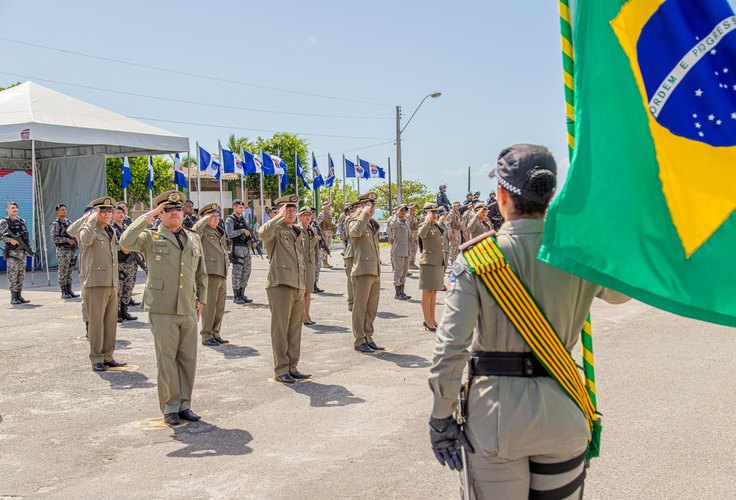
[395,91,441,205]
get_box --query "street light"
[395,91,441,205]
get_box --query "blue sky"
[1,0,569,202]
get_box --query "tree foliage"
[106,156,178,205]
[0,82,21,92]
[374,180,434,213]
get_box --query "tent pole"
[196,142,201,209]
[36,160,50,285]
[30,139,36,285]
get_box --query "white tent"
[0,82,190,282]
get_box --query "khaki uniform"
[342,215,356,311]
[258,214,307,377]
[467,212,492,240]
[317,210,335,267]
[67,216,88,323]
[193,218,229,342]
[120,216,208,415]
[429,219,628,497]
[418,221,445,291]
[77,216,119,364]
[408,211,419,267]
[446,209,462,264]
[348,211,381,346]
[388,216,410,287]
[299,222,319,293]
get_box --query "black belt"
[232,242,248,246]
[469,352,550,378]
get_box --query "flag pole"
[277,148,282,197]
[218,140,224,211]
[387,157,392,214]
[342,154,346,204]
[196,142,202,209]
[259,150,265,224]
[124,187,128,203]
[295,150,299,204]
[356,155,360,196]
[186,149,191,203]
[240,146,245,205]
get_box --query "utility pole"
[395,105,403,205]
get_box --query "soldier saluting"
[120,190,208,426]
[258,194,311,384]
[1,201,33,304]
[51,203,79,300]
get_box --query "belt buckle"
[524,358,534,376]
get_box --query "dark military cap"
[55,203,66,211]
[90,197,116,209]
[356,192,378,204]
[114,203,127,211]
[275,194,299,207]
[200,203,221,216]
[298,206,313,215]
[153,190,184,207]
[496,144,557,203]
[232,199,245,206]
[423,202,439,212]
[6,201,18,208]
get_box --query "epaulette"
[459,230,496,252]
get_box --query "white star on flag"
[725,68,730,73]
[708,114,715,121]
[731,112,736,119]
[693,114,698,118]
[699,132,705,137]
[711,49,718,55]
[695,89,704,96]
[717,120,722,125]
[695,122,702,128]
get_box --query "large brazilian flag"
[539,0,736,326]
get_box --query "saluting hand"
[146,204,164,224]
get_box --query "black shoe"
[68,287,80,298]
[422,322,437,332]
[242,295,254,304]
[214,337,229,344]
[233,288,245,305]
[117,304,124,323]
[61,285,72,299]
[17,294,29,304]
[164,412,182,426]
[276,373,296,384]
[367,341,385,351]
[103,359,127,368]
[290,370,312,380]
[354,342,375,353]
[92,362,107,372]
[128,297,139,306]
[394,286,402,300]
[400,285,412,300]
[202,338,220,346]
[178,409,201,422]
[10,292,21,305]
[121,304,138,321]
[313,286,324,293]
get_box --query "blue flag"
[199,146,221,180]
[222,149,244,175]
[147,156,154,190]
[296,155,311,190]
[174,153,188,189]
[121,157,132,190]
[280,168,290,191]
[359,158,385,179]
[243,149,262,174]
[312,153,325,190]
[262,152,287,176]
[345,157,357,178]
[325,154,336,188]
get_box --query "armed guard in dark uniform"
[226,199,255,305]
[51,203,80,299]
[1,201,33,304]
[112,205,138,322]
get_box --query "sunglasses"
[163,206,183,213]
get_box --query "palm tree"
[227,134,254,154]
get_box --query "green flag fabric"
[539,0,736,327]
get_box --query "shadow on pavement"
[115,339,132,350]
[374,352,432,369]
[10,303,42,309]
[96,370,156,390]
[306,323,351,334]
[285,381,365,407]
[207,344,260,359]
[168,422,253,457]
[120,320,147,328]
[376,311,407,320]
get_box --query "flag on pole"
[280,169,290,191]
[359,158,386,179]
[121,157,132,190]
[261,152,288,175]
[296,155,311,190]
[312,153,325,190]
[325,154,336,188]
[199,147,221,180]
[345,157,357,178]
[539,0,736,326]
[222,149,244,175]
[174,153,188,189]
[147,156,154,190]
[243,149,263,174]
[354,159,366,179]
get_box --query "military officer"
[120,190,207,426]
[258,194,311,384]
[428,144,629,499]
[407,202,420,269]
[310,214,325,293]
[348,192,385,353]
[418,203,445,332]
[298,207,319,326]
[342,203,358,311]
[112,204,138,322]
[226,199,254,305]
[388,204,411,301]
[77,197,125,371]
[487,191,504,231]
[193,203,230,346]
[182,199,198,230]
[67,205,93,334]
[467,202,493,239]
[317,202,335,268]
[1,201,32,304]
[446,202,463,264]
[51,203,79,299]
[337,204,350,245]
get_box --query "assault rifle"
[2,229,34,257]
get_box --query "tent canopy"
[0,81,190,160]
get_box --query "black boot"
[117,303,124,323]
[17,292,29,304]
[240,288,253,304]
[10,292,21,305]
[128,297,139,306]
[400,285,411,300]
[233,288,245,305]
[62,285,73,299]
[395,286,402,300]
[121,303,138,321]
[68,285,79,298]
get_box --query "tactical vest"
[52,217,73,248]
[113,223,131,263]
[228,215,249,246]
[2,216,29,243]
[183,214,197,230]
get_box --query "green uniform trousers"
[86,286,118,364]
[200,274,226,341]
[149,312,198,415]
[266,285,304,377]
[351,275,380,346]
[344,257,354,311]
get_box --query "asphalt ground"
[1,246,735,499]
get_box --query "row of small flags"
[121,148,386,191]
